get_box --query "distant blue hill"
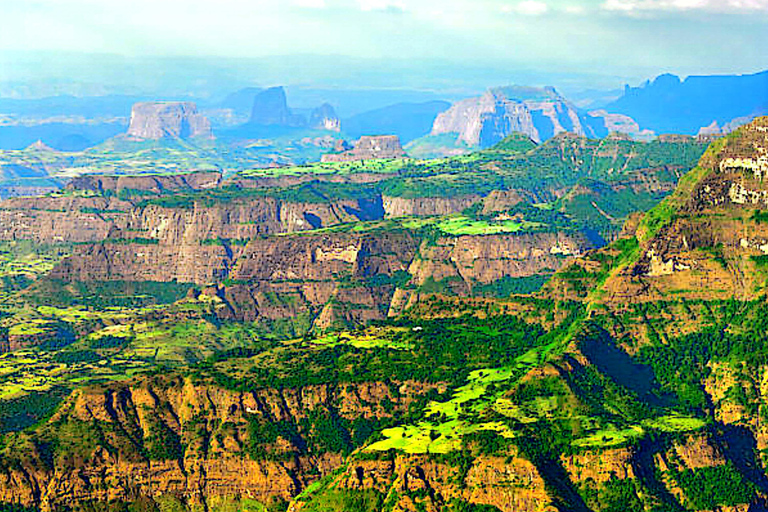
[605,70,768,134]
[342,101,451,143]
[0,121,127,151]
[0,95,146,118]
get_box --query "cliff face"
[0,184,387,245]
[65,171,222,195]
[0,196,132,243]
[431,86,608,146]
[410,231,593,289]
[310,452,553,512]
[0,376,440,510]
[250,87,303,126]
[382,194,479,218]
[249,87,340,131]
[321,135,406,163]
[127,102,213,140]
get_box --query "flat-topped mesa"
[321,135,406,163]
[127,102,213,140]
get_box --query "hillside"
[0,126,749,512]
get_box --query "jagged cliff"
[431,86,616,146]
[249,87,341,131]
[309,103,341,132]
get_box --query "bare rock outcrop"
[250,86,304,126]
[383,194,479,217]
[309,103,341,132]
[322,135,406,163]
[431,86,615,146]
[127,102,213,140]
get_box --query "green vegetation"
[579,477,644,512]
[297,489,384,512]
[669,463,756,510]
[0,126,754,512]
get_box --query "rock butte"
[127,102,213,141]
[321,135,406,162]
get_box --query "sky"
[0,0,766,96]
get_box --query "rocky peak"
[249,86,296,126]
[249,87,340,131]
[26,140,57,152]
[127,102,213,140]
[321,135,406,163]
[309,103,341,132]
[431,85,603,146]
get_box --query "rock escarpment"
[65,170,222,195]
[0,376,439,510]
[547,117,768,305]
[321,135,406,162]
[126,102,213,140]
[0,195,133,243]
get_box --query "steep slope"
[250,87,305,127]
[0,124,763,512]
[582,116,768,305]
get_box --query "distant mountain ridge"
[606,69,768,135]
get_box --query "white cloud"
[603,0,768,12]
[564,4,586,14]
[356,0,405,11]
[503,1,549,16]
[294,0,327,8]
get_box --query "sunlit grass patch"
[642,415,706,433]
[366,419,513,454]
[572,425,645,448]
[309,327,411,350]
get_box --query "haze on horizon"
[0,0,767,97]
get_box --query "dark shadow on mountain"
[343,197,385,221]
[578,326,673,408]
[632,437,685,512]
[717,423,768,495]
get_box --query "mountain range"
[0,69,766,155]
[606,69,768,135]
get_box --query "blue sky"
[0,0,766,94]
